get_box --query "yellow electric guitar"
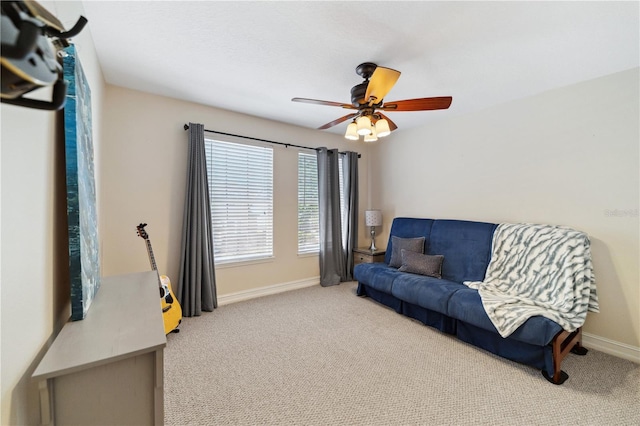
[136,223,182,334]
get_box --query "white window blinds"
[297,152,344,254]
[205,139,273,263]
[298,153,319,254]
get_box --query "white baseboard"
[218,276,320,306]
[583,332,640,363]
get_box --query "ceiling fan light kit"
[364,128,378,143]
[375,118,391,137]
[349,116,391,142]
[345,122,359,140]
[356,115,372,135]
[292,62,452,142]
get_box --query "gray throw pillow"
[389,236,425,268]
[398,249,444,278]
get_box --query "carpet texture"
[165,282,639,425]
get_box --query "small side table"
[353,248,386,270]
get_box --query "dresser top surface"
[33,271,167,381]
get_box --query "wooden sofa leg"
[542,327,584,385]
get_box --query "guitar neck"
[145,240,158,271]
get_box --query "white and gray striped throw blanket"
[464,223,599,338]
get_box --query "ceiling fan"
[292,62,452,142]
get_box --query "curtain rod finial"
[184,124,189,131]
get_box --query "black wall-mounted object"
[1,1,87,110]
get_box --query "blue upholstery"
[401,302,457,335]
[391,273,464,315]
[427,219,497,283]
[447,288,563,346]
[356,282,402,313]
[354,217,567,380]
[455,321,555,375]
[353,262,396,292]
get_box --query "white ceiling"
[79,1,639,135]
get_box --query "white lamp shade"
[364,124,377,142]
[365,210,382,227]
[356,116,372,135]
[375,118,391,137]
[344,122,359,140]
[363,132,378,142]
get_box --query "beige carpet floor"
[164,282,639,425]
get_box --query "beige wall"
[371,68,640,350]
[99,86,371,297]
[1,97,59,426]
[0,1,106,423]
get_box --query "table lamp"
[365,210,382,251]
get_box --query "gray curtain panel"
[317,147,345,286]
[177,122,217,316]
[341,151,359,281]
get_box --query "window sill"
[215,256,275,269]
[297,252,319,259]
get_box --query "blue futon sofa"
[353,217,589,384]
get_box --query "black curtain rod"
[183,124,360,158]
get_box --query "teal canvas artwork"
[63,45,101,320]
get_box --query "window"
[298,153,319,254]
[205,139,273,264]
[297,152,343,254]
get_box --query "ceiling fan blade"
[292,97,355,109]
[364,67,401,104]
[380,96,452,111]
[377,113,398,131]
[318,113,358,130]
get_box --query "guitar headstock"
[136,223,149,240]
